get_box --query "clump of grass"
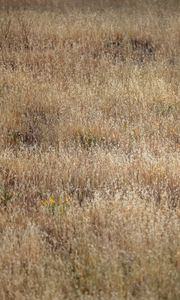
[67,126,105,148]
[0,183,13,208]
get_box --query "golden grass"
[0,1,180,299]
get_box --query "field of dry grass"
[0,1,180,299]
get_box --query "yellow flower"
[41,196,55,206]
[49,196,55,205]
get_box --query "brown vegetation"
[0,1,180,299]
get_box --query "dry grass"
[0,1,180,299]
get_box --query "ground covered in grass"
[0,1,180,299]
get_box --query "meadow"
[0,1,180,299]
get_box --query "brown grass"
[0,1,180,299]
